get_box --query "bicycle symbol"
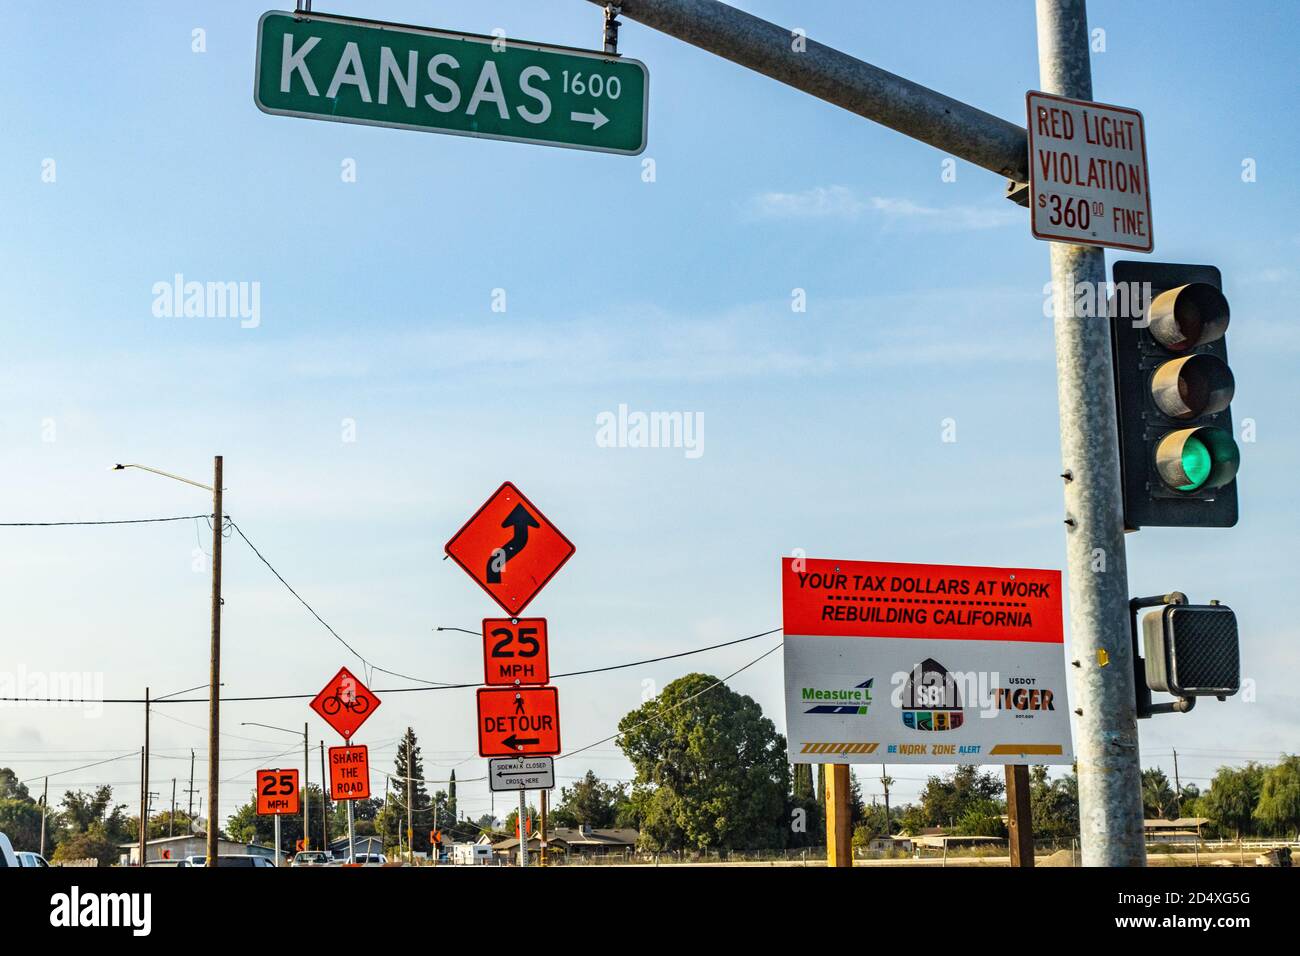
[321,688,371,717]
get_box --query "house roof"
[1143,817,1209,829]
[548,827,638,847]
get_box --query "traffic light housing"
[1110,261,1240,528]
[1142,602,1240,698]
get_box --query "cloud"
[745,186,1020,232]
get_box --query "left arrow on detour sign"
[476,686,561,757]
[256,769,301,815]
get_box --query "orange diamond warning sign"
[445,483,575,616]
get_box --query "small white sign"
[1027,91,1153,252]
[488,756,555,792]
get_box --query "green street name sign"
[254,11,648,155]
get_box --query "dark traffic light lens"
[1150,353,1235,419]
[1147,282,1230,352]
[1155,427,1240,492]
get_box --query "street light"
[241,721,311,854]
[114,456,224,866]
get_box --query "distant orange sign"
[328,744,371,800]
[483,618,550,686]
[476,686,561,757]
[782,558,1063,644]
[310,666,381,741]
[256,768,301,815]
[445,483,575,616]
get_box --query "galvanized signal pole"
[591,0,1147,864]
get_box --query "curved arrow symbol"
[486,503,539,584]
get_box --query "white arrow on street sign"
[570,109,609,131]
[488,756,556,792]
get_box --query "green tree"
[0,798,44,852]
[1254,755,1300,837]
[377,730,433,854]
[549,770,627,829]
[0,768,32,802]
[955,798,1007,837]
[617,673,789,852]
[906,765,1004,831]
[61,786,131,844]
[52,826,121,868]
[1141,768,1178,820]
[1202,763,1265,838]
[1029,766,1079,840]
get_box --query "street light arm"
[112,463,215,493]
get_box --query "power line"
[0,628,785,704]
[228,519,455,688]
[0,514,210,527]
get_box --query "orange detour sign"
[482,618,550,686]
[445,483,575,616]
[476,686,561,756]
[328,744,371,800]
[310,666,381,741]
[256,769,301,815]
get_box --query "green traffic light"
[1178,436,1212,491]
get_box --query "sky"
[1,0,1297,833]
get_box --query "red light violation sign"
[483,618,550,686]
[1026,90,1153,252]
[445,482,575,616]
[310,666,381,741]
[255,768,301,815]
[476,686,561,757]
[328,744,371,801]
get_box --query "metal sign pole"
[1035,0,1145,867]
[274,814,281,868]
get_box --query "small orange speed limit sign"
[255,768,301,815]
[482,618,550,686]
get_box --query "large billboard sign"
[782,558,1073,765]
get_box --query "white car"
[16,851,50,868]
[0,833,18,868]
[348,852,388,866]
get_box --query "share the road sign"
[446,483,575,616]
[255,11,648,155]
[256,769,301,815]
[477,686,561,756]
[328,745,371,801]
[488,756,556,793]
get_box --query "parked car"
[347,852,388,866]
[186,855,276,867]
[15,852,51,868]
[290,850,332,867]
[0,833,19,868]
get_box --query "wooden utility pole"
[824,763,852,868]
[39,777,48,857]
[1005,764,1034,867]
[1172,748,1182,818]
[207,455,223,866]
[539,789,548,867]
[139,686,150,866]
[170,779,176,837]
[320,741,330,851]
